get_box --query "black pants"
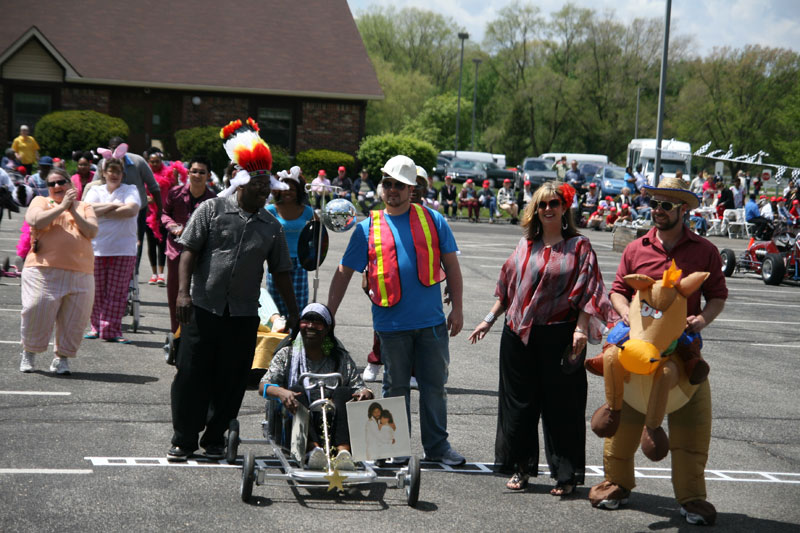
[292,385,354,448]
[495,322,587,485]
[442,201,457,217]
[145,224,166,269]
[170,306,260,450]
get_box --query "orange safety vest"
[367,204,447,307]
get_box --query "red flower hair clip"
[559,183,576,207]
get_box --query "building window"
[257,107,292,149]
[12,92,52,134]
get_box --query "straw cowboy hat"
[642,177,700,210]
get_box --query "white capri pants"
[20,266,95,358]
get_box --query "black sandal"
[506,472,529,491]
[550,482,575,497]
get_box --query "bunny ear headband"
[97,143,129,160]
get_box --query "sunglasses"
[538,199,562,210]
[47,179,69,187]
[649,199,681,211]
[299,319,326,330]
[382,180,407,190]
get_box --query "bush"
[35,110,128,158]
[270,145,293,174]
[174,126,229,176]
[357,133,437,180]
[295,149,355,179]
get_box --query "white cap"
[416,165,429,180]
[380,155,417,186]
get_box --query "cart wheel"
[406,455,421,507]
[762,254,785,285]
[240,450,255,502]
[226,420,240,463]
[131,299,140,332]
[720,249,736,277]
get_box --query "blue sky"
[347,0,800,57]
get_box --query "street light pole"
[653,0,671,186]
[454,32,469,158]
[634,86,641,139]
[471,58,481,151]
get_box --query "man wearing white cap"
[328,154,466,466]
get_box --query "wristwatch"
[483,311,497,324]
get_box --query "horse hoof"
[591,405,621,438]
[641,426,669,461]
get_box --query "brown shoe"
[590,404,621,438]
[589,480,631,509]
[681,499,717,526]
[640,426,669,461]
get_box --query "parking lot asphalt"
[1,212,798,532]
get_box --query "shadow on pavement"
[446,386,498,398]
[59,372,159,385]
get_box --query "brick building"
[0,0,382,157]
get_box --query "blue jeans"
[377,322,451,457]
[480,196,497,219]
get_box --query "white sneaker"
[307,446,328,470]
[409,376,418,389]
[334,449,356,470]
[49,357,71,375]
[362,363,381,382]
[19,351,35,373]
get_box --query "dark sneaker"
[167,446,192,462]
[425,447,466,466]
[204,445,225,460]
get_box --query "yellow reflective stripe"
[413,204,436,285]
[372,211,389,307]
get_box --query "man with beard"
[589,177,727,526]
[327,154,466,466]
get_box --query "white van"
[627,139,691,183]
[539,153,609,165]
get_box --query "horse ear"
[624,274,656,291]
[676,271,709,298]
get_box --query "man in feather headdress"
[167,118,298,462]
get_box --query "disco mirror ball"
[322,198,357,232]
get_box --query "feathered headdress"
[220,118,272,177]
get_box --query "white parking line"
[751,344,800,348]
[84,457,800,484]
[0,391,71,396]
[725,300,800,308]
[0,308,22,312]
[715,319,800,325]
[0,468,91,474]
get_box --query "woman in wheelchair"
[259,303,374,470]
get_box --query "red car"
[721,230,800,285]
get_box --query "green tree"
[401,94,472,152]
[174,126,228,175]
[365,57,434,135]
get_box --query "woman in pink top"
[468,182,615,494]
[144,148,185,286]
[20,168,98,375]
[70,152,95,200]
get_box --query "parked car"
[590,165,629,197]
[432,155,451,179]
[518,157,557,189]
[445,158,517,188]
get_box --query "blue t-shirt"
[341,207,458,332]
[744,200,760,222]
[266,204,314,258]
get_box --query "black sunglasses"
[538,199,562,210]
[649,199,681,211]
[47,179,68,187]
[382,180,407,190]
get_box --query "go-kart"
[721,226,800,285]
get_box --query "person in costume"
[267,166,314,317]
[327,154,466,466]
[588,176,727,526]
[468,181,615,494]
[167,118,299,462]
[259,303,373,470]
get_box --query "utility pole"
[653,0,671,186]
[454,32,469,158]
[471,58,481,151]
[634,86,641,139]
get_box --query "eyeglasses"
[649,199,681,211]
[299,319,326,330]
[538,199,562,210]
[47,179,68,187]
[382,180,407,190]
[189,169,208,175]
